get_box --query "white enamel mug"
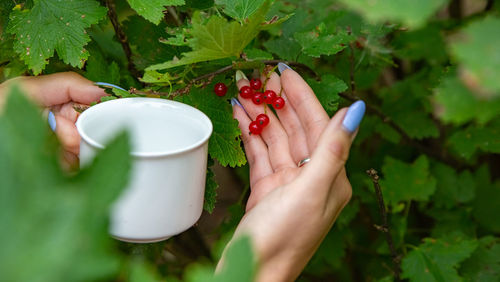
[76,98,212,243]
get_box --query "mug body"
[76,98,212,243]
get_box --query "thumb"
[300,101,365,188]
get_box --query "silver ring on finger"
[297,157,311,167]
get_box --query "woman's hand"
[0,72,106,166]
[225,64,365,281]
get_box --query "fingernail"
[235,70,248,82]
[94,82,126,91]
[277,62,292,74]
[48,111,56,132]
[231,98,243,109]
[342,100,365,133]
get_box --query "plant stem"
[366,168,401,281]
[105,0,141,79]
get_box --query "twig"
[105,0,141,79]
[166,6,182,26]
[366,168,401,281]
[347,26,356,95]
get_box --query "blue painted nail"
[277,62,292,74]
[94,82,126,91]
[342,100,366,133]
[231,97,243,108]
[48,111,56,132]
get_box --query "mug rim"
[76,97,213,158]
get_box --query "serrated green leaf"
[294,23,353,58]
[123,15,180,70]
[448,119,500,160]
[148,1,272,70]
[127,0,185,25]
[175,82,246,167]
[204,162,218,213]
[0,86,131,281]
[216,0,266,22]
[243,47,273,60]
[84,46,120,85]
[401,236,478,282]
[472,166,500,233]
[451,16,500,95]
[434,74,500,125]
[7,0,107,75]
[306,74,346,116]
[263,36,302,61]
[430,162,475,208]
[460,236,500,282]
[338,0,448,28]
[380,155,437,206]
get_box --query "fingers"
[279,66,329,150]
[261,71,309,164]
[300,101,365,190]
[236,72,296,172]
[232,100,273,187]
[53,114,81,155]
[3,72,107,107]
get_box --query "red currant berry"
[214,82,228,97]
[239,86,253,99]
[256,114,270,127]
[263,90,277,104]
[272,97,285,109]
[250,78,262,90]
[252,92,264,105]
[249,121,263,135]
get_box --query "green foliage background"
[1,0,500,281]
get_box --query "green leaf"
[216,0,266,22]
[175,81,246,167]
[294,23,353,58]
[380,155,437,206]
[84,46,120,85]
[0,86,131,281]
[148,1,272,70]
[451,16,500,95]
[126,0,185,25]
[7,0,107,74]
[401,235,478,282]
[263,36,302,61]
[448,119,500,160]
[430,162,475,208]
[472,166,500,233]
[306,74,347,116]
[460,236,500,282]
[204,161,219,213]
[392,25,447,63]
[338,0,448,28]
[434,74,500,125]
[123,15,180,70]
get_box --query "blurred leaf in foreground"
[0,85,131,281]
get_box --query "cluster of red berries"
[240,78,286,135]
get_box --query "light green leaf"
[451,16,500,95]
[148,1,272,70]
[434,75,500,125]
[7,0,107,74]
[401,235,478,282]
[175,81,246,167]
[126,0,185,25]
[306,74,347,116]
[294,22,353,58]
[338,0,448,28]
[0,86,131,281]
[216,0,266,22]
[380,155,437,206]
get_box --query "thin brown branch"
[347,26,356,95]
[166,6,182,26]
[366,169,401,281]
[105,0,141,79]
